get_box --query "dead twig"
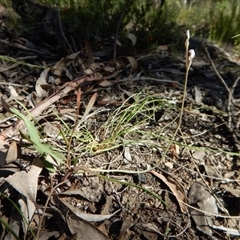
[204,44,240,167]
[160,30,195,163]
[57,9,73,53]
[113,9,125,59]
[203,44,235,129]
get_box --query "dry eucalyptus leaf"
[0,163,19,178]
[98,80,114,87]
[59,188,94,202]
[5,141,19,165]
[1,95,11,112]
[126,56,138,72]
[38,231,60,240]
[35,68,49,98]
[8,86,19,100]
[104,66,115,73]
[118,219,135,240]
[123,146,132,162]
[220,185,240,197]
[126,32,137,46]
[4,159,43,237]
[0,140,10,167]
[5,158,43,203]
[194,86,203,105]
[52,51,81,76]
[90,62,102,71]
[204,165,222,178]
[18,197,36,236]
[212,225,240,236]
[188,181,218,237]
[84,68,94,75]
[0,140,18,166]
[150,170,187,213]
[59,197,120,222]
[66,211,110,240]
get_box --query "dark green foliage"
[3,0,240,50]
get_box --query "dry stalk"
[160,30,195,162]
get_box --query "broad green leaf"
[11,108,65,166]
[11,108,41,145]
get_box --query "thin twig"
[35,179,68,239]
[204,45,235,129]
[159,31,195,163]
[57,9,73,53]
[113,8,126,59]
[0,82,32,88]
[204,45,230,93]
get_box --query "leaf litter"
[0,3,240,240]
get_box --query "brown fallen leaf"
[0,140,10,167]
[51,51,81,76]
[98,80,115,87]
[188,181,218,237]
[35,68,49,98]
[0,140,19,167]
[59,196,120,222]
[125,56,138,72]
[5,158,43,203]
[5,141,19,165]
[118,219,135,240]
[126,32,137,47]
[4,158,44,236]
[66,211,110,240]
[150,170,187,213]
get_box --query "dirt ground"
[0,3,240,240]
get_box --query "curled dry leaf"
[118,219,135,240]
[51,51,81,76]
[123,146,132,162]
[6,141,19,165]
[35,68,49,98]
[0,140,9,167]
[125,56,138,72]
[8,86,23,101]
[194,86,203,105]
[150,170,187,214]
[0,140,18,167]
[126,32,137,47]
[1,95,11,112]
